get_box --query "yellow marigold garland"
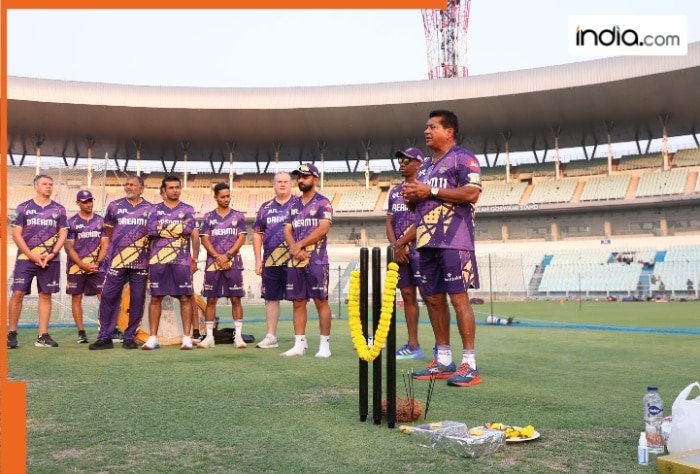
[347,262,399,362]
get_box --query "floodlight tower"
[422,0,471,79]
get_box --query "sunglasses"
[397,157,417,165]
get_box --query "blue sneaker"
[412,359,456,380]
[447,363,482,387]
[396,343,424,360]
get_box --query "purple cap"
[76,190,94,202]
[291,163,320,178]
[394,147,425,161]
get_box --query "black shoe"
[76,331,89,344]
[7,331,18,349]
[89,339,114,350]
[35,333,59,348]
[122,340,139,350]
[111,328,124,343]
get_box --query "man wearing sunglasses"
[402,110,482,388]
[387,148,425,361]
[283,163,334,358]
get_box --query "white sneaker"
[141,336,160,351]
[315,346,332,358]
[234,336,247,349]
[256,334,278,349]
[180,335,193,350]
[196,335,215,349]
[280,345,306,357]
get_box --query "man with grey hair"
[8,174,68,348]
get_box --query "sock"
[462,349,476,370]
[436,345,452,366]
[205,321,214,338]
[294,334,306,348]
[192,329,201,339]
[234,320,243,338]
[319,335,330,347]
[78,330,86,336]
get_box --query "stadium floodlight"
[422,0,471,79]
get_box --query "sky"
[7,1,700,88]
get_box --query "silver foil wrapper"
[407,421,505,458]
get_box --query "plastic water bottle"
[637,432,648,465]
[643,386,664,454]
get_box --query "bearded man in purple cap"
[7,174,68,349]
[387,147,425,360]
[403,110,483,388]
[64,189,109,344]
[282,163,334,358]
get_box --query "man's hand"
[393,243,409,264]
[214,253,229,268]
[255,260,263,276]
[402,182,431,202]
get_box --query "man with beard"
[387,147,425,360]
[89,175,151,350]
[282,163,333,358]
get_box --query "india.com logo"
[575,25,682,48]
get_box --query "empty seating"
[515,162,557,177]
[617,153,663,171]
[580,175,630,201]
[635,169,688,197]
[478,182,527,206]
[564,159,608,177]
[334,188,381,212]
[672,148,700,167]
[527,179,578,204]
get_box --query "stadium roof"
[7,42,700,168]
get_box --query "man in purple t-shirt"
[252,172,297,349]
[282,163,333,358]
[8,174,68,349]
[403,110,483,388]
[89,175,152,350]
[388,147,425,361]
[197,182,247,349]
[65,189,108,344]
[142,174,198,351]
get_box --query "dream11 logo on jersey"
[568,15,687,56]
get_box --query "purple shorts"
[285,265,329,301]
[261,265,287,301]
[202,268,244,298]
[418,248,479,296]
[66,272,106,296]
[11,260,61,294]
[397,254,421,289]
[149,264,194,297]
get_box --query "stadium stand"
[375,171,403,185]
[564,158,609,177]
[579,174,631,201]
[481,166,507,181]
[515,162,557,177]
[334,188,381,212]
[477,181,527,206]
[672,148,700,167]
[475,251,543,294]
[527,178,578,204]
[539,262,642,294]
[617,153,663,171]
[635,169,688,197]
[324,172,367,187]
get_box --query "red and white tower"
[422,0,471,79]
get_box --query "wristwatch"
[430,187,439,197]
[226,252,234,260]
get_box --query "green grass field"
[8,300,700,473]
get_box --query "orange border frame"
[0,1,446,472]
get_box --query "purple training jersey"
[66,213,107,274]
[387,182,419,256]
[415,145,482,250]
[12,199,68,260]
[104,197,152,269]
[148,201,196,265]
[253,196,298,267]
[286,192,333,267]
[200,208,247,270]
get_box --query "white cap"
[638,432,647,446]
